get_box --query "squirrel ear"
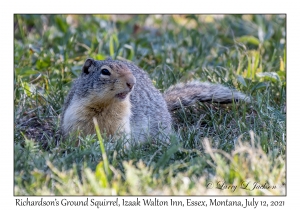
[82,58,94,74]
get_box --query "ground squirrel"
[61,58,249,145]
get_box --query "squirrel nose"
[126,76,136,90]
[127,82,134,90]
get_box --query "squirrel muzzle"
[115,73,136,100]
[125,74,136,91]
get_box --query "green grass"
[14,14,286,195]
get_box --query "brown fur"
[62,95,131,137]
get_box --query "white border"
[2,0,297,209]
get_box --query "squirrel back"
[61,58,249,145]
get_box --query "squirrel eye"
[101,69,111,76]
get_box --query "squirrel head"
[79,58,136,104]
